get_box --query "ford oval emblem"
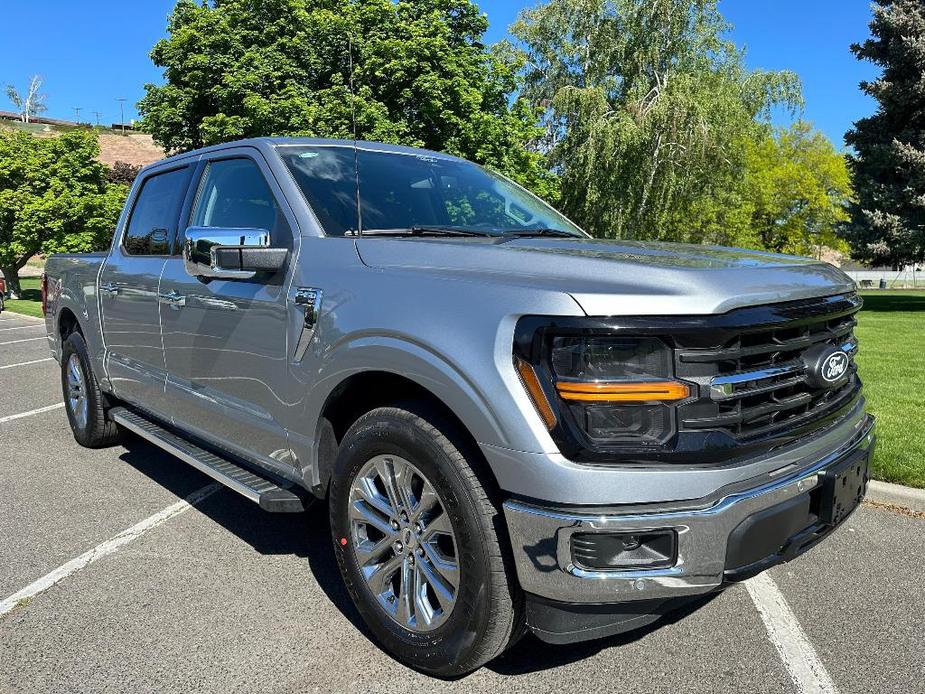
[820,350,849,383]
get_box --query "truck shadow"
[115,433,720,677]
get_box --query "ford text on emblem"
[821,350,849,383]
[801,343,851,390]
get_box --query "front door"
[100,164,192,415]
[159,151,298,474]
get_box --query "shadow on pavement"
[488,592,720,676]
[115,431,721,677]
[116,433,371,637]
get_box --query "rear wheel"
[61,332,120,448]
[329,405,522,676]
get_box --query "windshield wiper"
[499,227,581,238]
[347,226,497,238]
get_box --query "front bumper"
[503,414,875,606]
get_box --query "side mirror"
[183,227,288,280]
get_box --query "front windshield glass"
[278,145,587,238]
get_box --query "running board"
[110,407,308,513]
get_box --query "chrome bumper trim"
[502,414,875,604]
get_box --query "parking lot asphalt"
[1,310,922,694]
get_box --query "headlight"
[514,327,692,456]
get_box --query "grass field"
[855,291,925,488]
[3,280,923,486]
[4,277,43,318]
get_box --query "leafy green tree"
[0,130,127,297]
[845,0,925,266]
[139,0,555,199]
[510,0,801,240]
[667,122,852,256]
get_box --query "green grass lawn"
[4,277,44,318]
[855,291,925,488]
[4,276,922,486]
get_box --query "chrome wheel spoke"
[349,499,395,538]
[354,533,395,567]
[411,482,439,522]
[417,551,457,604]
[374,457,406,515]
[420,510,452,542]
[354,475,396,518]
[395,557,414,626]
[367,554,403,597]
[392,460,418,513]
[420,541,460,593]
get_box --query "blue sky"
[0,1,879,147]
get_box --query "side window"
[123,167,189,255]
[190,158,290,244]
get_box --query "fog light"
[571,530,676,571]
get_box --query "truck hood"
[355,236,855,316]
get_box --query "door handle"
[159,290,186,309]
[100,282,119,296]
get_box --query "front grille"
[675,293,862,443]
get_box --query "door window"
[190,158,290,244]
[123,167,189,255]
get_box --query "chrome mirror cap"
[183,226,275,280]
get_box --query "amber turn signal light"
[556,381,690,403]
[515,358,557,430]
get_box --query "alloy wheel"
[347,454,459,632]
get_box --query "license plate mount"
[819,451,870,526]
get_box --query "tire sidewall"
[60,332,104,446]
[330,410,500,675]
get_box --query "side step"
[110,407,308,513]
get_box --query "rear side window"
[123,167,189,255]
[190,158,290,244]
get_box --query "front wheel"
[329,406,522,676]
[60,332,120,448]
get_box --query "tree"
[138,0,555,198]
[0,130,127,297]
[660,122,852,255]
[845,0,925,266]
[107,161,143,186]
[510,0,801,240]
[5,75,47,124]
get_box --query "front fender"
[296,332,515,490]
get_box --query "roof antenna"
[348,30,363,235]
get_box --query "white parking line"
[0,324,44,332]
[0,358,53,370]
[746,572,838,694]
[0,403,65,424]
[0,483,221,617]
[0,336,46,346]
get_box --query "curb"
[867,480,925,514]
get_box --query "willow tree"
[511,0,801,240]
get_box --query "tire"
[61,331,121,448]
[329,405,522,677]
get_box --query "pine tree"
[845,0,925,266]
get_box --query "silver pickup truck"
[43,137,875,676]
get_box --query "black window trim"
[182,150,297,247]
[120,163,193,258]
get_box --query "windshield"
[278,145,586,238]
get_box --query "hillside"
[0,120,164,167]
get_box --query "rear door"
[99,164,192,415]
[158,149,298,473]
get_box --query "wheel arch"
[311,368,503,501]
